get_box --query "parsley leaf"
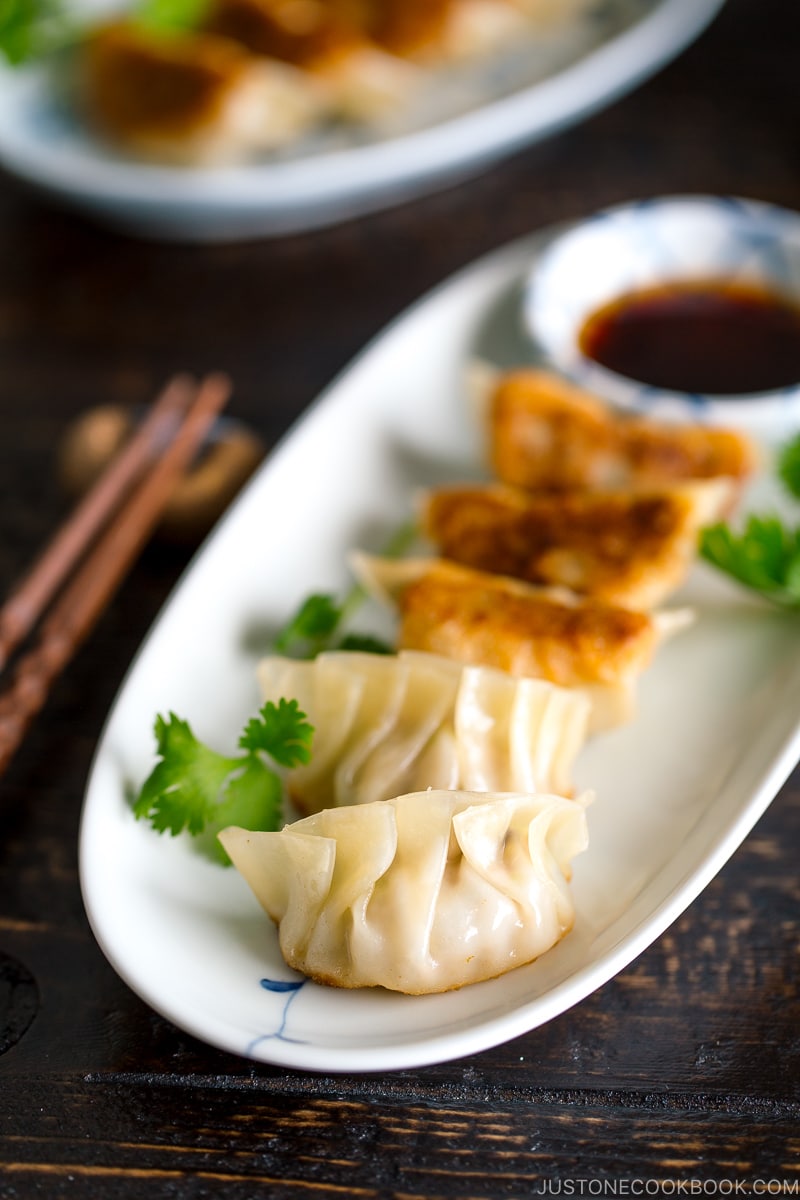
[777,431,800,501]
[700,516,800,609]
[134,701,314,862]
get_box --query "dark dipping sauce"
[579,279,800,395]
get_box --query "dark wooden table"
[1,0,798,1193]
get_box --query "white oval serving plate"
[0,0,725,241]
[79,225,800,1073]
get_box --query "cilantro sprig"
[272,521,418,659]
[133,699,313,863]
[0,0,210,66]
[133,0,210,34]
[777,431,800,501]
[0,0,76,65]
[698,431,800,610]
[700,516,800,609]
[272,590,394,658]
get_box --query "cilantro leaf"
[210,756,284,863]
[134,702,314,862]
[133,713,239,836]
[777,432,800,501]
[273,593,341,658]
[239,698,313,768]
[271,521,418,659]
[133,0,211,34]
[0,0,210,66]
[0,0,76,66]
[700,516,800,609]
[336,632,393,654]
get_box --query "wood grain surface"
[0,0,798,1194]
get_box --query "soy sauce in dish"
[578,279,800,395]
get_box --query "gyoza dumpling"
[484,368,759,491]
[510,0,596,24]
[363,0,531,63]
[350,554,692,732]
[219,788,589,993]
[202,0,422,122]
[419,478,733,609]
[82,21,327,165]
[257,649,589,812]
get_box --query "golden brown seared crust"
[489,370,619,489]
[83,21,253,141]
[293,933,576,992]
[488,369,759,490]
[394,559,659,688]
[420,480,727,608]
[201,0,497,65]
[365,0,455,56]
[620,417,757,484]
[202,0,367,68]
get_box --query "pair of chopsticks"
[0,372,233,776]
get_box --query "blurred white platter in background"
[79,225,800,1072]
[0,0,725,241]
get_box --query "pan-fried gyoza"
[81,0,595,163]
[419,478,732,608]
[82,20,326,165]
[200,0,420,121]
[351,554,693,732]
[485,368,759,491]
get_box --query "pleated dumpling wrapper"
[350,554,693,733]
[257,650,589,814]
[219,788,590,994]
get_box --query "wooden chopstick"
[0,373,197,672]
[0,372,233,776]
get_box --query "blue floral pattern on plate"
[523,195,800,442]
[246,978,309,1054]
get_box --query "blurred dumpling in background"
[78,0,604,164]
[360,0,531,63]
[201,0,421,121]
[511,0,597,26]
[82,20,327,164]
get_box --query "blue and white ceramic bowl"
[523,196,800,443]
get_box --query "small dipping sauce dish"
[523,196,800,443]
